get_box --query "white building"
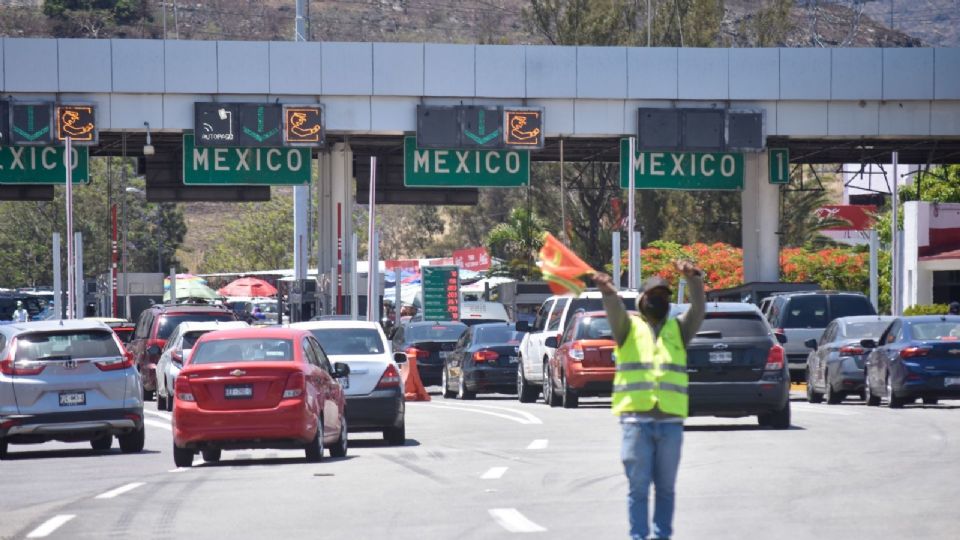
[903,202,960,308]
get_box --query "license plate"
[945,377,960,386]
[59,391,86,407]
[224,385,253,399]
[709,351,733,364]
[508,356,519,364]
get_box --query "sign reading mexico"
[619,138,743,190]
[403,136,529,188]
[182,134,310,185]
[0,145,89,184]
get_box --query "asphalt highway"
[2,390,959,539]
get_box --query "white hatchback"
[289,320,406,445]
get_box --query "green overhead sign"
[619,138,743,190]
[0,145,89,184]
[403,136,529,188]
[421,266,460,321]
[768,148,790,185]
[182,133,311,185]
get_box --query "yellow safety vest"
[611,316,688,417]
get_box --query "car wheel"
[441,368,455,399]
[0,439,7,460]
[457,375,476,400]
[758,401,791,429]
[384,421,406,446]
[923,397,939,405]
[825,379,843,405]
[201,448,221,463]
[517,360,539,403]
[305,419,324,463]
[118,426,145,453]
[561,371,579,409]
[865,375,881,406]
[142,385,154,401]
[806,373,823,404]
[543,362,560,407]
[173,443,194,468]
[886,377,904,409]
[156,393,167,411]
[329,418,348,458]
[90,434,113,451]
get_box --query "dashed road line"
[425,403,542,425]
[95,482,145,500]
[481,466,508,480]
[488,508,547,533]
[26,514,76,538]
[526,439,548,450]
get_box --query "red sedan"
[544,311,624,408]
[172,327,349,467]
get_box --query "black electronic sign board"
[237,104,283,147]
[195,103,238,146]
[55,104,98,145]
[10,103,53,146]
[283,105,325,146]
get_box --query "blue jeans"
[621,421,684,539]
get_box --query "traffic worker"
[12,300,30,323]
[594,260,705,540]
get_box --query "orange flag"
[537,233,596,295]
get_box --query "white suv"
[517,290,638,403]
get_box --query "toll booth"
[102,272,164,322]
[490,281,553,323]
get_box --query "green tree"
[900,165,960,203]
[486,207,546,279]
[42,0,151,37]
[378,205,446,260]
[198,195,293,273]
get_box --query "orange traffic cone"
[401,354,431,401]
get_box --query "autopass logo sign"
[453,247,491,271]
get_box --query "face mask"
[642,295,670,321]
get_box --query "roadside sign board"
[422,266,460,321]
[619,138,743,190]
[55,104,98,145]
[403,136,529,188]
[10,103,53,146]
[453,247,491,272]
[283,105,325,146]
[503,108,544,149]
[418,105,544,150]
[768,148,790,184]
[0,145,89,184]
[195,103,236,146]
[182,133,311,185]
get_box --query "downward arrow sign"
[463,109,501,145]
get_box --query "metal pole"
[627,137,637,289]
[121,133,130,320]
[65,137,75,319]
[394,267,402,326]
[677,280,686,304]
[869,229,879,311]
[560,138,566,243]
[53,233,62,320]
[169,268,177,304]
[612,231,621,290]
[337,202,343,314]
[292,0,310,322]
[367,157,377,322]
[891,151,899,316]
[646,0,652,46]
[156,207,163,273]
[350,234,359,320]
[111,204,118,317]
[634,230,642,285]
[75,232,83,319]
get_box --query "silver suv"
[0,320,145,458]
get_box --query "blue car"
[862,315,960,408]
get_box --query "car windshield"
[461,318,509,327]
[577,318,613,340]
[473,326,525,345]
[406,324,467,342]
[700,313,770,338]
[830,296,876,319]
[16,330,121,361]
[190,338,294,364]
[910,322,960,341]
[181,330,211,350]
[842,321,889,339]
[309,328,385,355]
[158,313,235,339]
[782,296,829,328]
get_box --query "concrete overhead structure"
[3,38,960,284]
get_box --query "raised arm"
[593,272,631,347]
[674,260,706,346]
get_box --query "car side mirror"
[774,332,788,345]
[393,352,408,364]
[860,339,877,349]
[544,336,559,348]
[333,362,351,378]
[171,351,183,365]
[804,339,818,350]
[515,320,531,332]
[147,345,161,356]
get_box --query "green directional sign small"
[182,134,310,185]
[0,145,89,184]
[461,106,502,147]
[768,148,790,185]
[238,104,282,147]
[10,103,53,146]
[421,266,460,321]
[403,136,529,188]
[619,138,743,191]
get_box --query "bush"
[903,304,950,316]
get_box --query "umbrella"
[217,277,278,298]
[164,281,220,302]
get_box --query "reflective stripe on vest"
[611,316,688,417]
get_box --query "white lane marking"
[26,515,76,538]
[488,508,547,533]
[425,404,542,425]
[481,466,509,480]
[526,439,548,450]
[792,404,858,416]
[456,403,544,425]
[167,468,188,473]
[145,419,172,431]
[95,482,145,500]
[144,409,172,420]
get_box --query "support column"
[330,142,354,314]
[316,151,334,313]
[741,152,780,283]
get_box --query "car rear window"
[406,324,467,342]
[910,322,960,341]
[782,296,829,328]
[309,328,385,355]
[190,338,294,364]
[830,296,876,319]
[567,297,637,317]
[842,321,889,339]
[700,313,770,338]
[577,318,613,340]
[16,330,121,360]
[157,313,235,339]
[181,331,211,350]
[473,326,525,345]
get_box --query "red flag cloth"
[537,233,595,295]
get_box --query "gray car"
[805,315,894,404]
[0,320,145,458]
